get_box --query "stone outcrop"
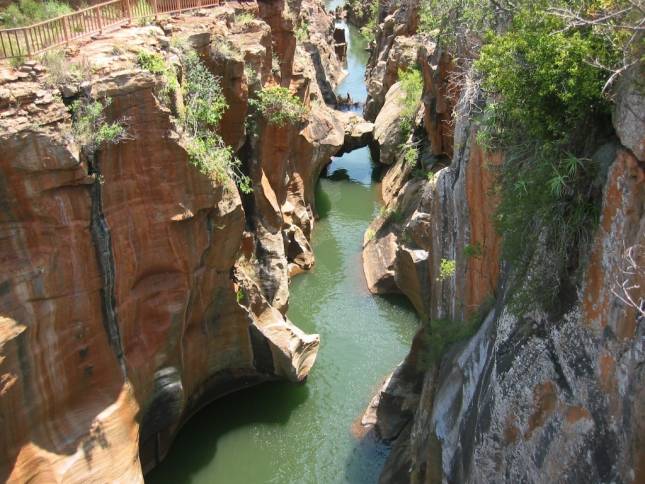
[360,6,644,484]
[364,6,424,121]
[0,1,351,482]
[371,81,406,165]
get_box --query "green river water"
[147,5,419,483]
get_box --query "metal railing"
[0,0,223,59]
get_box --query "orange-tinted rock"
[0,1,345,480]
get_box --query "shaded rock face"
[0,1,347,481]
[364,6,425,121]
[360,9,644,484]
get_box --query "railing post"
[97,6,104,33]
[22,28,31,56]
[176,0,182,14]
[62,16,70,43]
[123,0,132,24]
[152,0,159,20]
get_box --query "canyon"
[0,0,643,483]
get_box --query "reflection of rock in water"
[328,168,351,182]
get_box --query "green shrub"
[137,49,179,101]
[438,258,456,281]
[234,12,255,25]
[41,50,93,85]
[295,20,309,42]
[1,0,73,27]
[403,143,418,166]
[250,86,306,127]
[470,2,623,314]
[181,49,229,133]
[71,97,127,153]
[359,1,380,41]
[176,48,252,192]
[398,67,423,143]
[463,242,483,259]
[137,50,166,74]
[418,296,493,368]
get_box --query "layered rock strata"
[0,1,353,481]
[360,6,644,483]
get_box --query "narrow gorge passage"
[146,7,418,484]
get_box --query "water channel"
[147,3,419,482]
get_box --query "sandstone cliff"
[0,1,349,481]
[360,6,644,483]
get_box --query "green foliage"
[234,11,256,25]
[176,48,251,192]
[136,50,166,74]
[418,298,493,368]
[398,67,423,142]
[71,97,127,153]
[359,1,380,41]
[9,54,25,68]
[469,1,622,314]
[1,0,72,27]
[236,287,246,304]
[475,8,615,145]
[463,242,483,258]
[249,86,306,127]
[40,50,93,85]
[137,49,179,101]
[182,49,228,133]
[295,20,309,42]
[493,144,601,313]
[438,258,456,281]
[403,143,419,166]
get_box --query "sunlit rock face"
[0,0,353,481]
[360,6,644,483]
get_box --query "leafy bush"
[403,143,418,166]
[470,1,623,313]
[137,50,167,74]
[359,1,380,41]
[295,20,309,42]
[175,48,251,192]
[137,49,179,101]
[438,258,456,281]
[234,12,255,25]
[250,86,306,127]
[398,67,423,142]
[71,98,128,153]
[181,49,229,134]
[418,297,493,368]
[41,50,93,85]
[1,0,72,27]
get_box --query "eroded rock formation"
[0,1,355,481]
[359,5,644,483]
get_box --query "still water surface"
[146,5,418,483]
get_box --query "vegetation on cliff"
[419,0,642,313]
[137,47,251,192]
[250,86,307,127]
[70,98,128,154]
[0,0,72,27]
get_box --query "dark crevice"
[86,150,127,377]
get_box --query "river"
[146,4,418,483]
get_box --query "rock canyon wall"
[359,4,644,483]
[0,1,353,481]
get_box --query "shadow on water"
[344,433,393,484]
[146,382,310,484]
[314,184,332,220]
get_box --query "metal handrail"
[0,0,223,60]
